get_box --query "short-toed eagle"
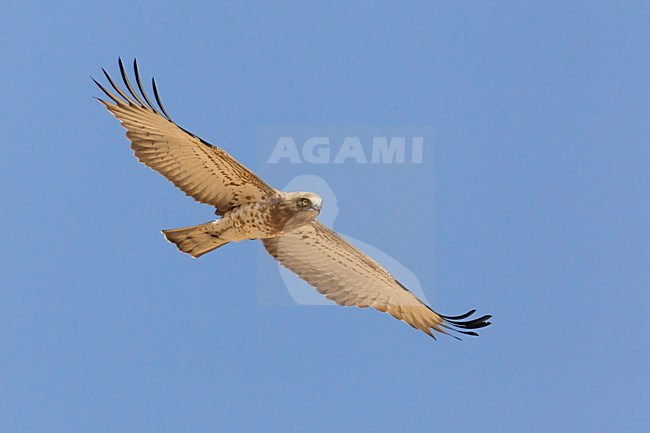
[94,59,492,339]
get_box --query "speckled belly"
[225,202,280,239]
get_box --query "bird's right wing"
[94,59,277,214]
[263,221,491,339]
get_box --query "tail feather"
[162,221,230,258]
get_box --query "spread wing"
[263,221,492,339]
[94,59,277,213]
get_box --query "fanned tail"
[162,221,230,258]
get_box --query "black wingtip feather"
[437,309,492,338]
[101,67,137,105]
[152,76,172,121]
[445,314,493,329]
[118,57,146,108]
[440,309,477,321]
[92,76,121,104]
[393,280,492,340]
[94,58,173,122]
[132,58,161,115]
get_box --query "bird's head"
[276,191,323,232]
[285,191,323,214]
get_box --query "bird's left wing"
[262,221,491,339]
[94,59,277,213]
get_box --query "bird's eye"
[300,198,311,207]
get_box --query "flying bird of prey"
[94,59,492,340]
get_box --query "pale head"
[283,191,323,212]
[274,191,323,233]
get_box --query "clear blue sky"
[2,1,649,432]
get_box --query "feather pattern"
[94,58,277,213]
[263,221,492,338]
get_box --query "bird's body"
[163,192,323,257]
[95,59,492,340]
